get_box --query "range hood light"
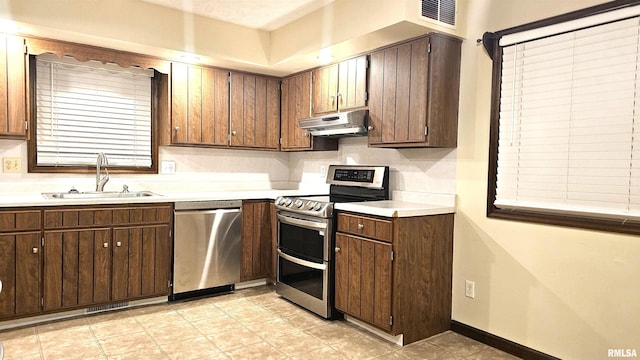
[317,48,334,64]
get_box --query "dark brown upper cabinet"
[0,34,27,139]
[368,34,461,148]
[311,55,368,116]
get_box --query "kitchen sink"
[42,191,162,200]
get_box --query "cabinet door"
[0,34,26,138]
[369,39,428,145]
[43,229,111,311]
[112,225,171,301]
[230,73,280,149]
[281,73,312,150]
[334,233,392,331]
[171,63,229,146]
[337,55,368,111]
[0,233,41,318]
[311,63,339,115]
[241,201,272,281]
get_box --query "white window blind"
[36,54,153,168]
[495,15,640,220]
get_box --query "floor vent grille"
[85,301,129,314]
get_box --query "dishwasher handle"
[175,200,242,210]
[175,208,241,216]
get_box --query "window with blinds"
[489,3,640,229]
[35,54,153,168]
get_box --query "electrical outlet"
[320,165,327,179]
[3,158,21,173]
[161,160,176,175]
[465,280,475,299]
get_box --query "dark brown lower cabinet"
[335,212,454,345]
[0,232,41,318]
[43,229,112,311]
[112,225,172,301]
[241,200,273,281]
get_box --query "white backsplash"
[0,137,456,201]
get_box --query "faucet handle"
[122,184,129,193]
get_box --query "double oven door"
[276,210,334,318]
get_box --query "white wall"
[455,1,640,359]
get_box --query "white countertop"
[0,189,319,208]
[335,200,455,218]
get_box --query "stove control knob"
[294,199,304,208]
[307,201,316,210]
[284,198,293,206]
[314,203,323,211]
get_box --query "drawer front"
[0,210,41,232]
[44,204,173,229]
[337,213,392,242]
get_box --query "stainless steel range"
[274,165,389,318]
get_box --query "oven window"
[279,222,325,262]
[278,256,324,300]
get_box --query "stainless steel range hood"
[298,109,368,137]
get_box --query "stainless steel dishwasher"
[171,200,242,300]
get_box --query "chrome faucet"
[96,152,109,192]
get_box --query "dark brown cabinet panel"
[281,72,337,151]
[230,72,280,150]
[0,34,27,138]
[241,200,273,281]
[368,34,461,148]
[335,211,454,345]
[335,233,392,331]
[312,55,367,115]
[43,229,111,311]
[170,63,229,146]
[0,232,41,318]
[112,225,171,301]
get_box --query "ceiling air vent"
[420,0,456,27]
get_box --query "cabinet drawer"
[336,213,392,242]
[44,205,173,229]
[0,210,41,232]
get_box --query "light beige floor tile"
[173,302,226,322]
[228,306,280,325]
[133,308,187,330]
[0,327,41,360]
[283,311,330,330]
[89,312,146,340]
[288,345,350,360]
[396,340,463,360]
[158,335,220,360]
[146,321,202,345]
[106,347,169,360]
[223,341,286,360]
[330,333,400,359]
[426,331,491,358]
[190,314,244,336]
[2,353,43,360]
[265,330,324,357]
[41,340,105,360]
[465,347,522,360]
[303,320,366,345]
[215,298,259,314]
[37,319,95,349]
[206,327,264,351]
[98,331,158,357]
[244,317,301,338]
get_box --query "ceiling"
[138,0,336,31]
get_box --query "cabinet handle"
[116,241,122,247]
[231,130,237,136]
[367,125,374,131]
[103,242,109,248]
[32,247,38,254]
[357,223,364,230]
[335,246,341,253]
[305,132,310,137]
[174,126,180,131]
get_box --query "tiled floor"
[0,286,520,360]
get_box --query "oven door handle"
[277,249,327,271]
[277,214,327,231]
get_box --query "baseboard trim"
[450,320,560,360]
